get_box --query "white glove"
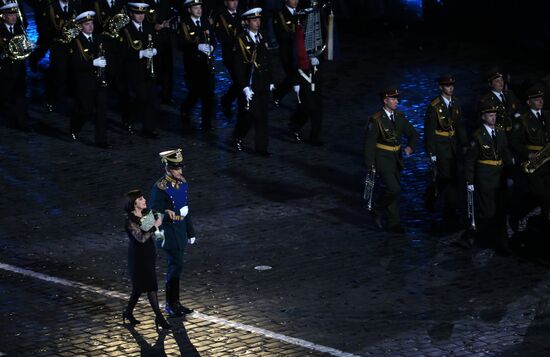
[310,56,320,66]
[139,49,154,59]
[93,57,107,68]
[179,205,188,217]
[243,86,254,101]
[293,85,300,94]
[430,155,437,162]
[198,43,211,55]
[188,236,196,244]
[151,48,157,56]
[467,184,474,192]
[269,84,276,91]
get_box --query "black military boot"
[164,280,182,317]
[173,277,193,315]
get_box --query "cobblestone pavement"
[1,25,550,356]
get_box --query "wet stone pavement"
[1,27,550,356]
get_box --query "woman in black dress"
[122,189,171,330]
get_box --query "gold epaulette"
[124,28,142,50]
[430,97,441,107]
[156,177,168,190]
[237,33,258,67]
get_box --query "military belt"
[376,143,400,152]
[526,145,543,151]
[171,215,186,221]
[477,159,503,166]
[435,130,455,137]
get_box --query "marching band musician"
[42,0,81,112]
[478,70,521,137]
[423,75,468,230]
[177,0,217,132]
[0,2,30,132]
[272,0,299,107]
[509,86,550,238]
[121,2,159,138]
[69,10,110,147]
[145,0,176,105]
[90,0,125,33]
[213,0,243,119]
[465,105,514,253]
[232,7,275,156]
[364,88,418,234]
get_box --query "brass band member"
[121,2,159,138]
[69,11,110,147]
[465,105,514,253]
[478,70,521,137]
[213,0,242,119]
[232,7,275,156]
[0,2,31,132]
[272,0,299,107]
[177,0,217,131]
[510,86,550,238]
[364,88,419,234]
[423,75,468,230]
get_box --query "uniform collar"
[530,108,541,117]
[165,174,183,188]
[383,108,394,119]
[483,124,495,135]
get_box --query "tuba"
[57,18,80,43]
[102,13,130,39]
[522,143,550,174]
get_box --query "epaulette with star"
[156,177,168,190]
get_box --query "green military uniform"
[465,106,513,250]
[509,87,550,237]
[364,89,418,232]
[424,76,468,223]
[478,71,521,135]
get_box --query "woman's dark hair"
[125,189,143,213]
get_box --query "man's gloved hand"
[293,85,300,94]
[188,237,196,244]
[467,184,475,192]
[151,48,157,56]
[310,56,319,66]
[269,84,276,91]
[139,49,153,59]
[430,155,437,162]
[198,43,211,55]
[243,86,254,101]
[93,57,107,67]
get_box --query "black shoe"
[155,315,172,330]
[289,130,302,143]
[234,138,243,152]
[255,150,272,157]
[387,225,406,234]
[141,131,159,139]
[164,303,183,318]
[122,310,140,325]
[175,302,193,315]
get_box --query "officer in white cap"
[121,2,160,138]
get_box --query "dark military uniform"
[69,30,108,146]
[0,18,30,131]
[233,28,273,154]
[121,17,158,136]
[150,149,196,317]
[478,77,521,136]
[146,0,175,103]
[177,12,217,130]
[424,90,468,221]
[43,0,81,109]
[272,4,298,104]
[465,120,514,250]
[509,89,550,237]
[364,94,418,231]
[213,6,243,117]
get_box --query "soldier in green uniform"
[150,149,197,317]
[424,75,468,229]
[509,86,550,239]
[478,70,521,137]
[465,105,514,252]
[364,88,419,234]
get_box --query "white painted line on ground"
[0,262,359,357]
